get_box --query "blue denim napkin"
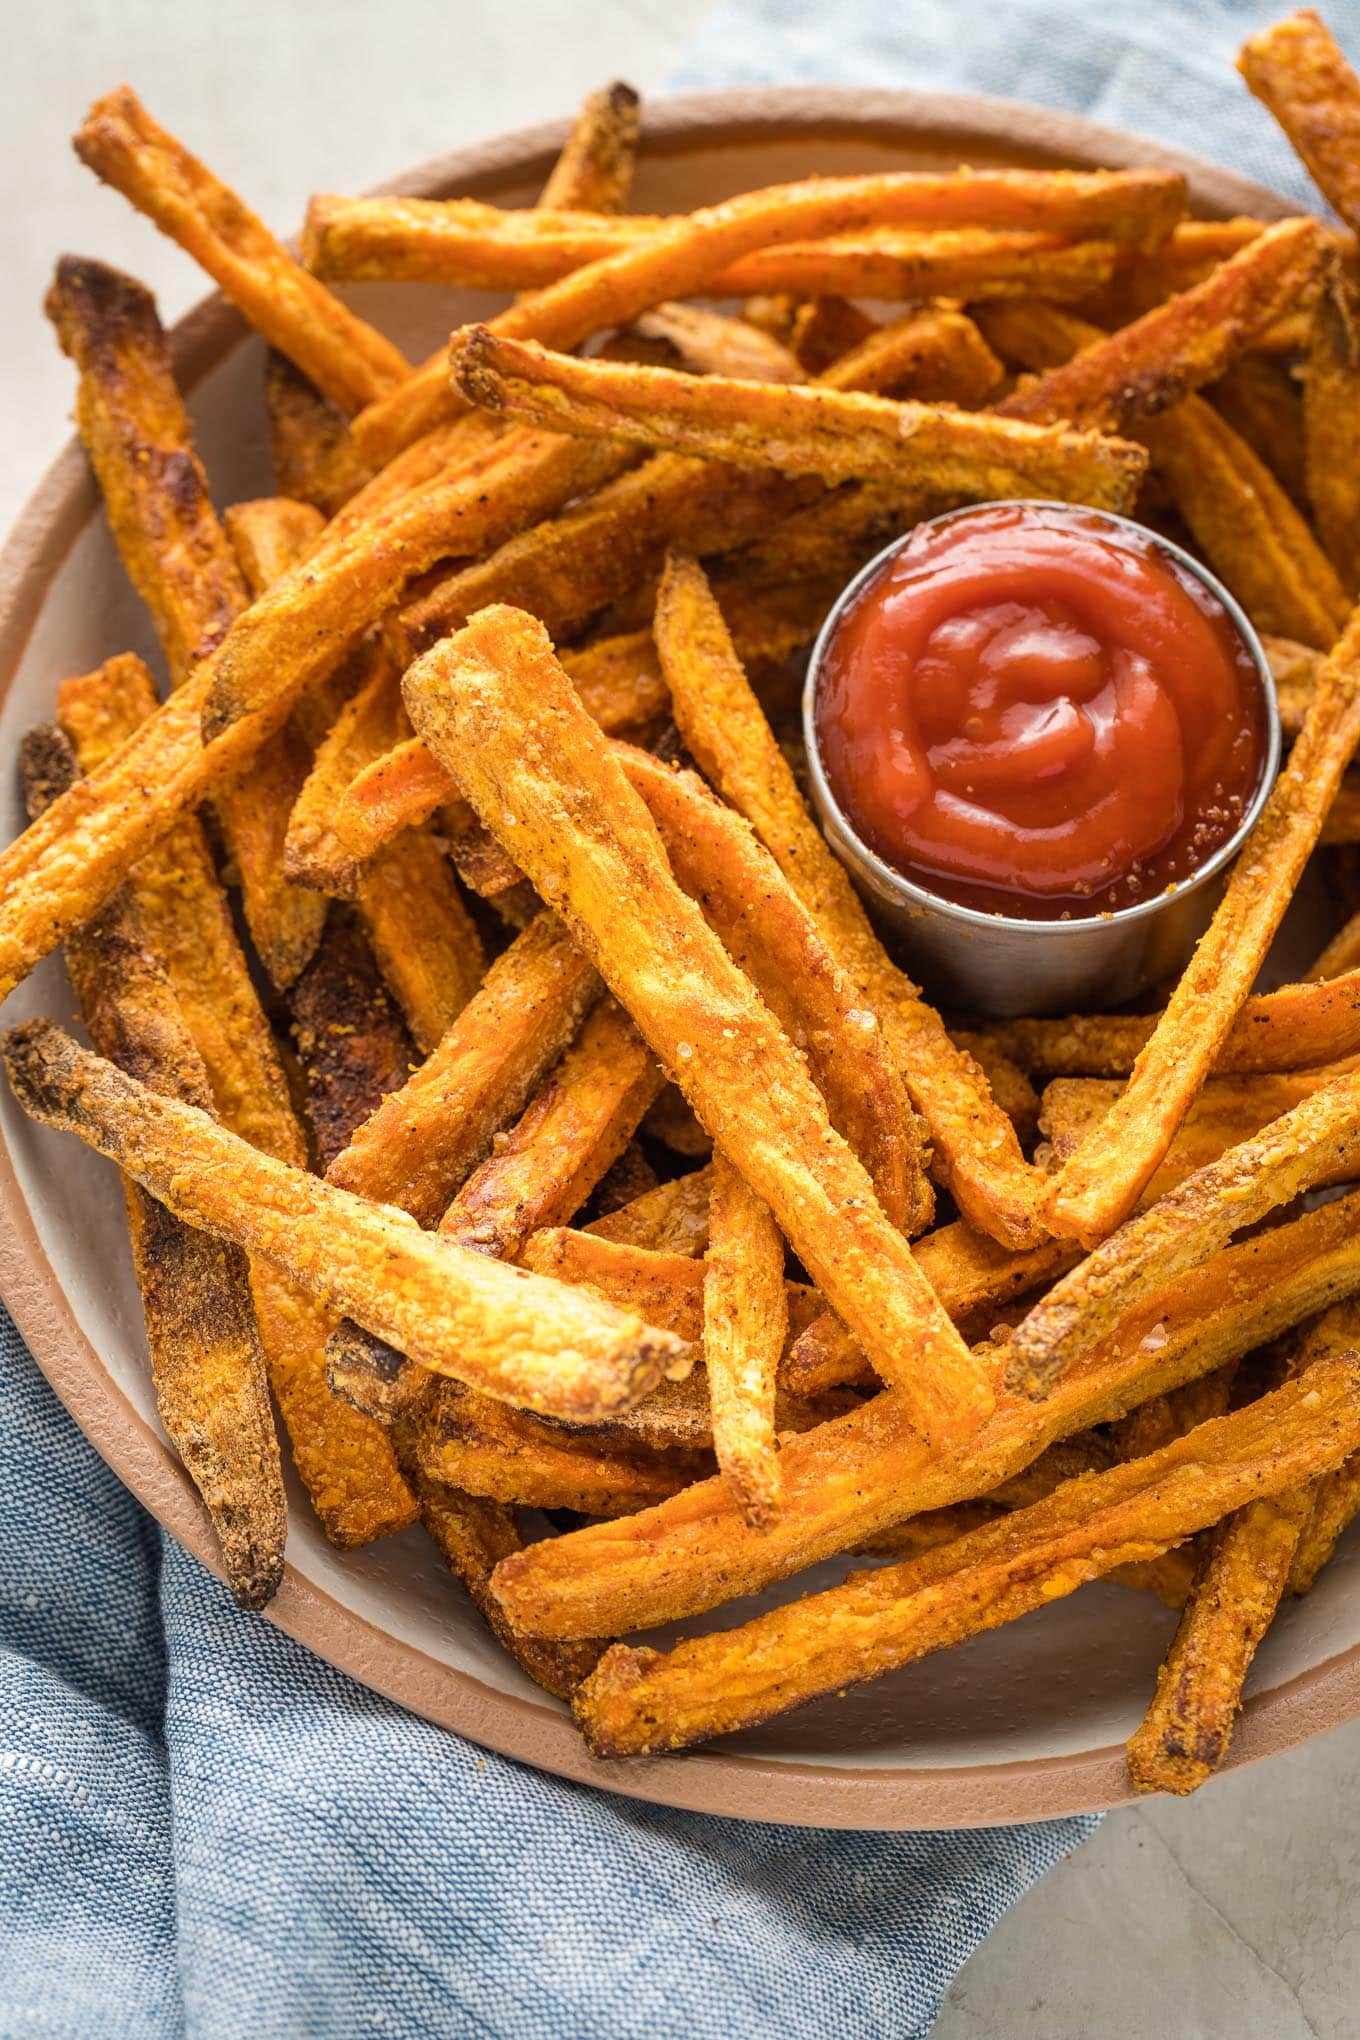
[5,3,1357,2032]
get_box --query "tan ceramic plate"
[2,88,1355,1830]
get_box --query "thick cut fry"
[326,912,599,1224]
[586,1166,713,1255]
[818,304,1004,403]
[202,428,629,738]
[356,831,486,1057]
[1014,1069,1360,1395]
[401,1460,606,1699]
[573,1355,1360,1754]
[264,351,370,517]
[289,904,414,1171]
[1304,264,1360,594]
[19,724,284,1609]
[1264,633,1324,737]
[996,219,1323,432]
[963,971,1360,1077]
[618,747,926,1233]
[449,328,1148,512]
[58,659,417,1545]
[416,1383,701,1516]
[521,1231,820,1350]
[223,493,327,597]
[405,609,994,1446]
[715,230,1121,304]
[46,258,331,984]
[493,1184,1360,1640]
[655,549,1044,1248]
[1048,599,1360,1245]
[1239,12,1360,233]
[73,87,408,412]
[701,1155,788,1530]
[5,1019,687,1422]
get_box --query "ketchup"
[813,503,1270,921]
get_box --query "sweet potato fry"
[1012,1069,1360,1396]
[5,1018,687,1422]
[202,427,629,738]
[1047,599,1360,1246]
[717,229,1122,304]
[449,328,1148,511]
[1239,11,1360,233]
[223,493,326,596]
[1310,909,1360,980]
[356,831,487,1056]
[818,304,1004,403]
[538,79,640,213]
[1264,633,1325,737]
[285,649,404,897]
[493,1183,1360,1640]
[1304,263,1360,594]
[962,970,1360,1077]
[404,607,994,1446]
[627,302,805,382]
[264,351,370,518]
[701,1154,788,1530]
[289,904,414,1171]
[586,1165,713,1255]
[58,657,417,1545]
[1288,1302,1360,1593]
[19,724,284,1610]
[326,911,599,1224]
[73,86,409,412]
[996,218,1323,432]
[654,549,1044,1248]
[1073,217,1271,323]
[45,257,332,984]
[572,1353,1360,1754]
[1209,351,1308,507]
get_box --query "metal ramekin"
[803,503,1283,1017]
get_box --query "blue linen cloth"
[4,3,1358,2032]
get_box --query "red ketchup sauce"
[813,503,1270,920]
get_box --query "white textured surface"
[4,3,1358,2033]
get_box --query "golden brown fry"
[1264,632,1325,737]
[1013,1069,1360,1396]
[356,831,486,1057]
[326,911,599,1225]
[1047,599,1360,1246]
[702,1154,788,1530]
[1239,11,1360,233]
[717,229,1121,304]
[1209,352,1308,507]
[628,302,806,382]
[415,1382,702,1515]
[400,1459,606,1699]
[441,998,662,1261]
[1311,909,1360,980]
[285,649,405,897]
[449,327,1148,511]
[223,493,326,593]
[289,904,414,1172]
[573,1353,1360,1754]
[1127,1476,1315,1795]
[1304,263,1360,594]
[74,86,408,412]
[818,304,1004,403]
[5,1017,687,1423]
[405,607,994,1445]
[1073,217,1272,323]
[264,351,371,518]
[19,724,284,1610]
[202,428,629,738]
[539,79,640,212]
[585,1165,713,1255]
[654,549,1044,1248]
[493,1184,1360,1640]
[996,219,1324,431]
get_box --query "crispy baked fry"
[716,229,1122,303]
[285,649,405,897]
[628,301,805,382]
[1047,599,1360,1246]
[46,258,332,984]
[415,1382,703,1515]
[1304,263,1360,594]
[19,724,285,1609]
[289,904,414,1171]
[521,1230,821,1350]
[493,1182,1360,1639]
[404,607,994,1445]
[202,427,629,738]
[654,549,1044,1248]
[817,304,1004,402]
[572,1354,1360,1754]
[356,831,487,1056]
[701,1154,788,1529]
[538,79,640,212]
[1209,352,1308,507]
[326,911,599,1224]
[223,493,326,595]
[1264,633,1325,737]
[449,328,1148,511]
[586,1166,713,1254]
[1073,217,1272,323]
[1239,11,1360,233]
[264,351,370,517]
[1288,1301,1360,1594]
[5,1018,687,1422]
[73,86,409,412]
[1013,1069,1360,1395]
[996,218,1323,431]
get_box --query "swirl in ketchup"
[813,503,1271,921]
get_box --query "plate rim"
[2,83,1354,1831]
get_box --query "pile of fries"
[11,10,1360,1795]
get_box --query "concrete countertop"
[6,4,1356,2033]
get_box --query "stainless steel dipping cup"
[803,504,1282,1017]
